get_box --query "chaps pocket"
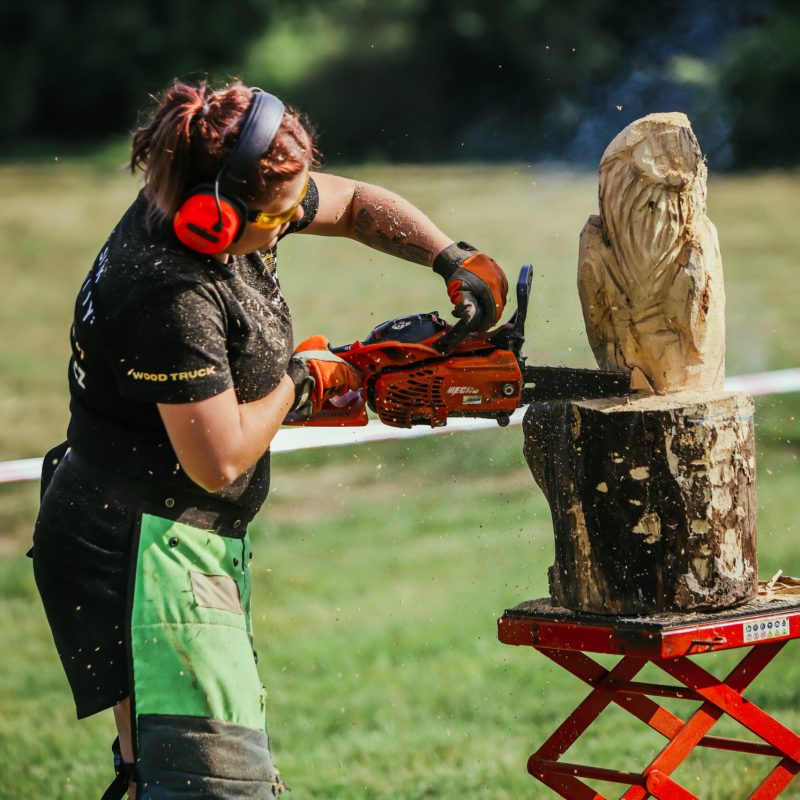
[190,571,243,615]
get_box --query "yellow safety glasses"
[247,174,309,229]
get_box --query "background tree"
[720,0,800,167]
[1,0,798,169]
[0,0,272,146]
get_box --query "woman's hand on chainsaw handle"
[433,242,509,331]
[294,175,507,330]
[286,335,362,417]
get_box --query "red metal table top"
[498,594,800,658]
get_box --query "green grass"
[1,160,799,798]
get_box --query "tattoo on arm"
[353,208,434,266]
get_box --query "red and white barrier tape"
[2,368,799,485]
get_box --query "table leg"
[655,643,800,763]
[644,769,700,800]
[526,653,650,799]
[628,642,795,800]
[526,643,799,799]
[539,649,685,740]
[532,653,646,763]
[747,758,800,799]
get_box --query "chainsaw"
[284,264,630,428]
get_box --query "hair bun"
[191,102,210,124]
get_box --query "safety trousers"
[129,512,281,798]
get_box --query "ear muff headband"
[173,89,286,255]
[218,90,285,197]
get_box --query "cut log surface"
[524,391,757,614]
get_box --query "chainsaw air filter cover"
[361,312,449,345]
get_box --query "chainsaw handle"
[506,263,533,335]
[433,307,484,354]
[434,263,532,354]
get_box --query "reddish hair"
[129,80,319,227]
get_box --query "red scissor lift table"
[497,593,800,799]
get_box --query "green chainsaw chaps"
[129,512,281,798]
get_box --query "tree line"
[1,0,797,168]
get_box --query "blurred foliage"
[720,0,800,167]
[244,0,761,167]
[0,0,271,147]
[2,0,799,168]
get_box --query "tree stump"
[524,392,757,614]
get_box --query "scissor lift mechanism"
[498,595,800,799]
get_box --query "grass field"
[1,159,799,798]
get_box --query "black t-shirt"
[66,178,319,516]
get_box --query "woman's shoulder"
[112,196,222,279]
[86,196,227,324]
[116,194,213,274]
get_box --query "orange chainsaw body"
[283,265,630,429]
[284,315,523,429]
[284,264,534,429]
[369,347,521,428]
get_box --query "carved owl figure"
[577,112,725,393]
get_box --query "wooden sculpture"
[577,112,725,394]
[524,113,757,614]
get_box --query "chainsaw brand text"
[447,386,480,394]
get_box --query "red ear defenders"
[173,90,285,255]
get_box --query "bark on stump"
[524,392,757,614]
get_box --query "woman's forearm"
[159,375,296,492]
[348,182,453,266]
[235,374,296,468]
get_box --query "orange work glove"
[286,335,362,417]
[433,241,508,331]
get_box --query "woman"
[31,79,507,799]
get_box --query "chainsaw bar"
[521,365,630,403]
